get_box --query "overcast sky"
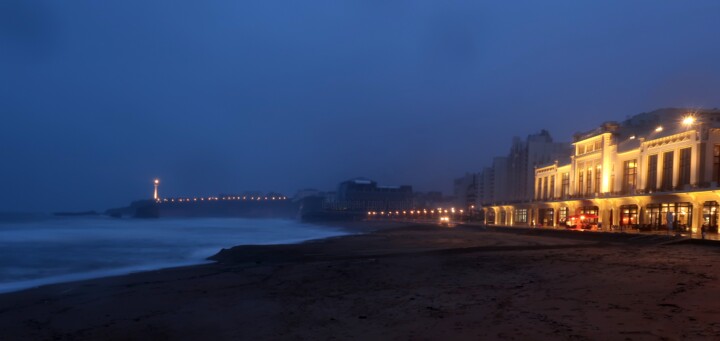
[2,1,720,212]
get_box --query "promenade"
[375,217,720,242]
[483,223,720,242]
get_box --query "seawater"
[0,217,349,294]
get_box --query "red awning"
[567,214,598,219]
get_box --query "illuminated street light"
[655,126,663,132]
[682,115,695,126]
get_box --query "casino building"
[484,108,720,233]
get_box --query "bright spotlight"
[682,116,695,126]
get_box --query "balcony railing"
[488,182,720,207]
[530,182,719,203]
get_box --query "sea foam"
[0,217,348,294]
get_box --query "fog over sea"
[0,216,349,294]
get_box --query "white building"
[485,108,720,233]
[477,131,570,211]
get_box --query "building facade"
[478,166,494,205]
[453,173,479,210]
[485,108,720,233]
[331,178,413,211]
[505,130,572,204]
[477,130,571,211]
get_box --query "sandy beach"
[1,223,719,340]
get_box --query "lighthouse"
[153,179,160,200]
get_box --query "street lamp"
[682,115,695,126]
[682,114,700,141]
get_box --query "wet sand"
[1,223,720,340]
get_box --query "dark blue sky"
[2,1,720,212]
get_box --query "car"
[565,214,599,230]
[439,216,451,226]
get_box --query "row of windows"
[537,175,557,200]
[646,148,691,191]
[619,148,692,194]
[577,139,603,156]
[538,146,698,199]
[532,206,598,225]
[528,203,694,228]
[576,163,603,195]
[586,147,691,195]
[495,201,720,229]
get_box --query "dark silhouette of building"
[331,178,413,211]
